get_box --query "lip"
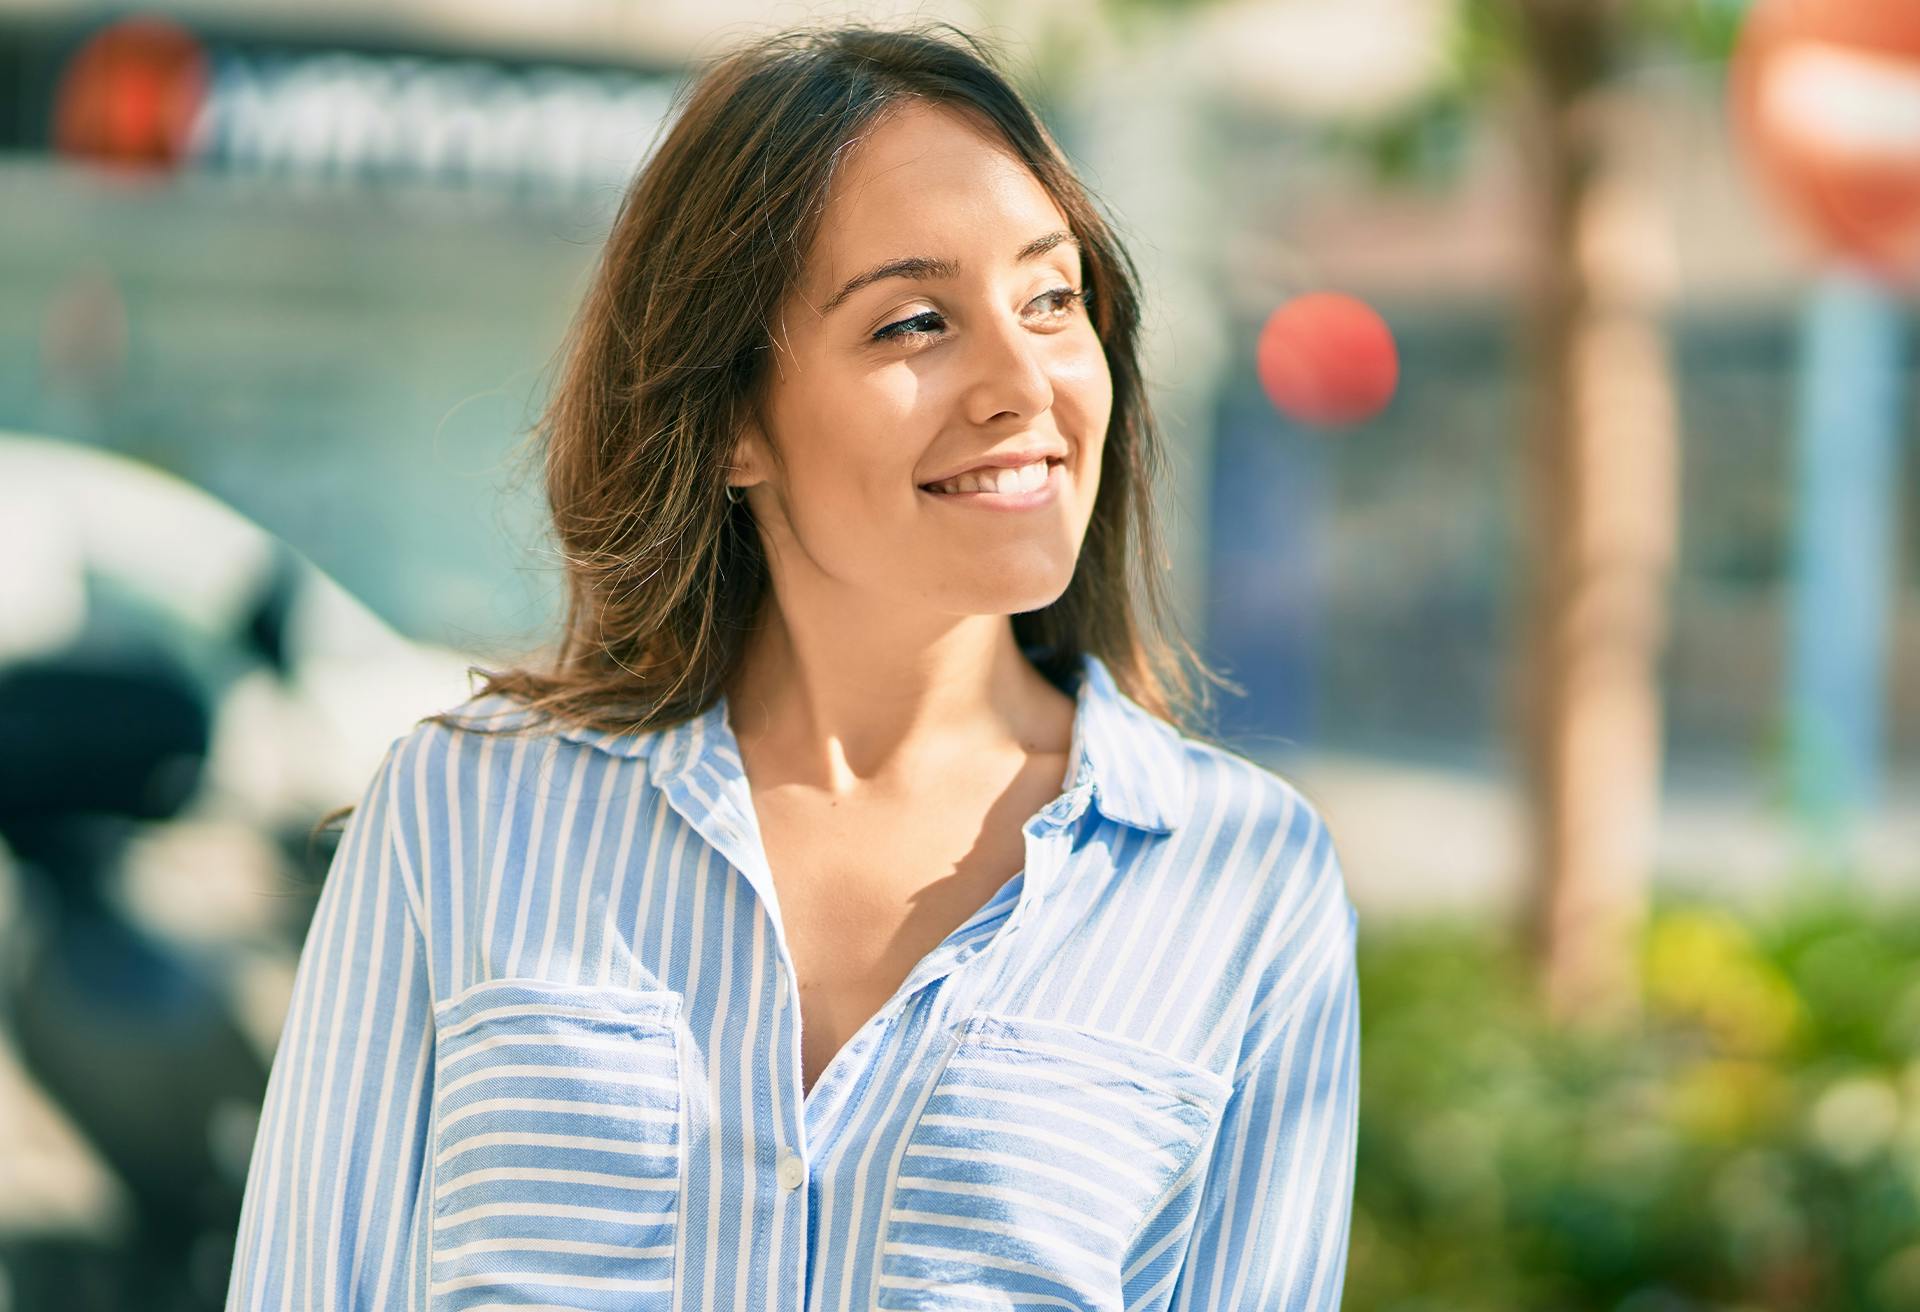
[918,457,1064,511]
[920,447,1068,486]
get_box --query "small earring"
[725,483,745,504]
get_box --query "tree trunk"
[1507,0,1679,1026]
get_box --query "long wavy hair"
[312,19,1229,854]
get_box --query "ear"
[726,416,771,494]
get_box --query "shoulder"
[369,691,533,783]
[1173,734,1357,946]
[373,688,644,824]
[387,688,631,762]
[1142,734,1357,1081]
[416,688,552,740]
[1172,739,1360,1074]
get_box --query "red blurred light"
[1256,292,1400,430]
[53,15,208,173]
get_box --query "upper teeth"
[927,459,1052,495]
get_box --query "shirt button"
[776,1149,805,1191]
[776,972,789,1008]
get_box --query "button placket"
[999,787,1087,941]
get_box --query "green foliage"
[1295,0,1748,189]
[1623,0,1749,64]
[1349,891,1920,1311]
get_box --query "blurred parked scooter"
[0,433,478,1309]
[0,646,268,1312]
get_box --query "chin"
[937,565,1075,617]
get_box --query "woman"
[226,21,1359,1312]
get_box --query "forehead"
[802,102,1071,298]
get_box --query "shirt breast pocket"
[428,978,685,1312]
[874,1010,1233,1312]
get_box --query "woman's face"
[731,99,1112,624]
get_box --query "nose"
[964,302,1054,425]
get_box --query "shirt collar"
[552,650,1192,834]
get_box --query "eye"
[871,286,1093,344]
[1034,286,1090,322]
[874,308,945,343]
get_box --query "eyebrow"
[818,229,1081,316]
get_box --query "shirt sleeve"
[1165,862,1361,1312]
[226,734,436,1311]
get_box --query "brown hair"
[313,19,1229,850]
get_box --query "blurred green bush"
[1348,890,1920,1312]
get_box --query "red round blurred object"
[53,15,207,171]
[1256,292,1399,429]
[1731,0,1920,281]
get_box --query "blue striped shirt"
[226,650,1360,1312]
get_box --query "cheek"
[777,400,924,542]
[1054,335,1113,426]
[1054,337,1113,483]
[774,372,917,493]
[787,451,901,525]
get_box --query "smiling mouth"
[918,456,1064,496]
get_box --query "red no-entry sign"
[1732,0,1920,282]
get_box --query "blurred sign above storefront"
[5,11,681,203]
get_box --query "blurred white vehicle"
[0,429,482,827]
